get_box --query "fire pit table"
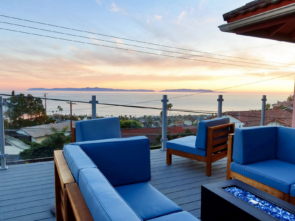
[201,179,295,221]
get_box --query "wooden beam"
[290,196,295,205]
[268,23,287,37]
[212,150,227,162]
[291,29,295,40]
[167,148,207,162]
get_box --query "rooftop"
[21,122,75,138]
[0,149,227,220]
[223,0,295,22]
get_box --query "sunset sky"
[0,0,295,93]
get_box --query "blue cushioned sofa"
[56,136,199,221]
[167,117,235,176]
[227,126,295,205]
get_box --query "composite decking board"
[152,169,227,189]
[1,204,53,219]
[1,162,53,170]
[151,158,227,168]
[151,160,227,174]
[150,164,227,182]
[0,175,54,188]
[4,161,53,168]
[2,210,54,221]
[0,184,54,196]
[0,168,53,179]
[0,150,228,220]
[0,198,54,213]
[150,165,227,184]
[156,174,226,193]
[149,150,227,218]
[0,162,55,221]
[0,193,54,207]
[0,169,53,179]
[0,188,54,201]
[172,193,202,205]
[0,172,54,186]
[188,209,201,218]
[0,179,54,191]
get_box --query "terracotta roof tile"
[209,109,292,127]
[223,0,292,21]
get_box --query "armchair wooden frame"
[227,134,295,205]
[166,123,235,177]
[54,150,94,221]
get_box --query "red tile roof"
[210,110,292,127]
[272,101,293,107]
[223,0,295,22]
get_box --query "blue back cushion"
[277,127,295,165]
[63,145,97,184]
[195,117,230,149]
[233,127,277,165]
[75,117,121,142]
[77,136,151,187]
[79,168,141,221]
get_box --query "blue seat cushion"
[147,212,199,221]
[115,182,182,220]
[291,185,295,197]
[196,117,229,150]
[231,160,295,194]
[277,127,295,165]
[63,145,97,184]
[75,136,151,187]
[167,136,206,157]
[79,168,141,221]
[233,126,277,165]
[75,117,121,142]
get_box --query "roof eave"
[219,3,295,33]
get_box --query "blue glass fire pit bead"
[224,187,295,221]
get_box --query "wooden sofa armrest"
[226,133,235,180]
[66,183,94,221]
[54,150,75,190]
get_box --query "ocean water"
[0,90,290,117]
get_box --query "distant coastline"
[27,87,155,92]
[160,89,220,93]
[27,88,222,93]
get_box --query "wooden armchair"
[227,127,295,205]
[166,118,235,176]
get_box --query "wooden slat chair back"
[167,122,235,176]
[227,134,295,205]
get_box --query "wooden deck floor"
[0,149,227,220]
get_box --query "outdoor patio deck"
[0,149,227,220]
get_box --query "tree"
[287,94,294,101]
[120,120,142,129]
[265,103,271,110]
[6,91,51,128]
[147,116,153,127]
[19,126,71,159]
[160,103,173,117]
